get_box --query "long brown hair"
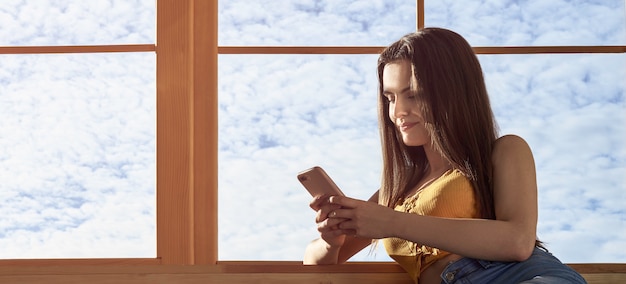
[377,28,499,220]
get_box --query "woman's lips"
[399,122,417,131]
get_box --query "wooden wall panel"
[156,0,194,264]
[0,263,624,284]
[191,0,219,265]
[156,0,218,265]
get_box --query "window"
[426,0,625,46]
[480,53,625,262]
[0,2,156,259]
[0,52,155,258]
[1,0,624,270]
[217,0,626,263]
[0,0,154,46]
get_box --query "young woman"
[303,28,586,284]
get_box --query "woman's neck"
[423,143,452,176]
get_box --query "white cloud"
[425,0,626,46]
[0,52,156,258]
[218,0,415,46]
[218,54,388,261]
[480,51,626,263]
[0,0,155,45]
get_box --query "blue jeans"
[440,247,587,283]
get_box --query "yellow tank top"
[382,169,480,283]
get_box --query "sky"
[0,0,624,264]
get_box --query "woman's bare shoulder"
[494,134,530,148]
[493,135,533,158]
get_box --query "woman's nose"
[393,97,410,117]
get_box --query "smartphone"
[297,166,345,197]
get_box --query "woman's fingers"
[313,195,381,238]
[309,195,329,210]
[317,215,345,232]
[316,203,342,223]
[327,208,355,219]
[329,195,361,208]
[326,203,392,239]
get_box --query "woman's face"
[382,60,430,147]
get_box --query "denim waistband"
[439,247,587,284]
[440,255,487,283]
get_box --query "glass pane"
[218,53,625,263]
[0,53,156,258]
[0,0,155,45]
[481,53,626,263]
[426,0,626,46]
[218,54,390,261]
[218,0,416,46]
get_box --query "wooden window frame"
[0,0,624,282]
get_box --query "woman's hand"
[305,191,381,265]
[326,196,397,239]
[310,195,347,247]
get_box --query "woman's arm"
[303,235,373,264]
[303,191,379,264]
[330,135,538,262]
